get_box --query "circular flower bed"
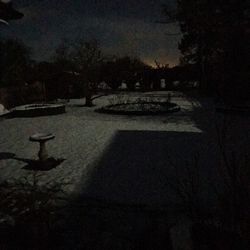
[96,102,180,115]
[12,104,66,117]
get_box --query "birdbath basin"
[29,133,55,162]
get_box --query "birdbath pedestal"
[29,133,55,162]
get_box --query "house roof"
[0,1,23,24]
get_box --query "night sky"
[1,0,181,67]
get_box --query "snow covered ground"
[0,92,249,207]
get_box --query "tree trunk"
[85,82,93,107]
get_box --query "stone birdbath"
[29,133,55,162]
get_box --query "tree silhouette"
[101,56,150,90]
[0,38,32,87]
[163,0,250,100]
[53,38,103,106]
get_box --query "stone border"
[12,104,66,117]
[0,110,11,118]
[96,102,180,116]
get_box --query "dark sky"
[1,0,181,66]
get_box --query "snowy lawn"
[0,92,249,207]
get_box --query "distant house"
[98,82,112,90]
[118,82,128,90]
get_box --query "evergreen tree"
[0,38,31,87]
[164,0,250,100]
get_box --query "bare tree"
[53,38,103,106]
[71,38,103,106]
